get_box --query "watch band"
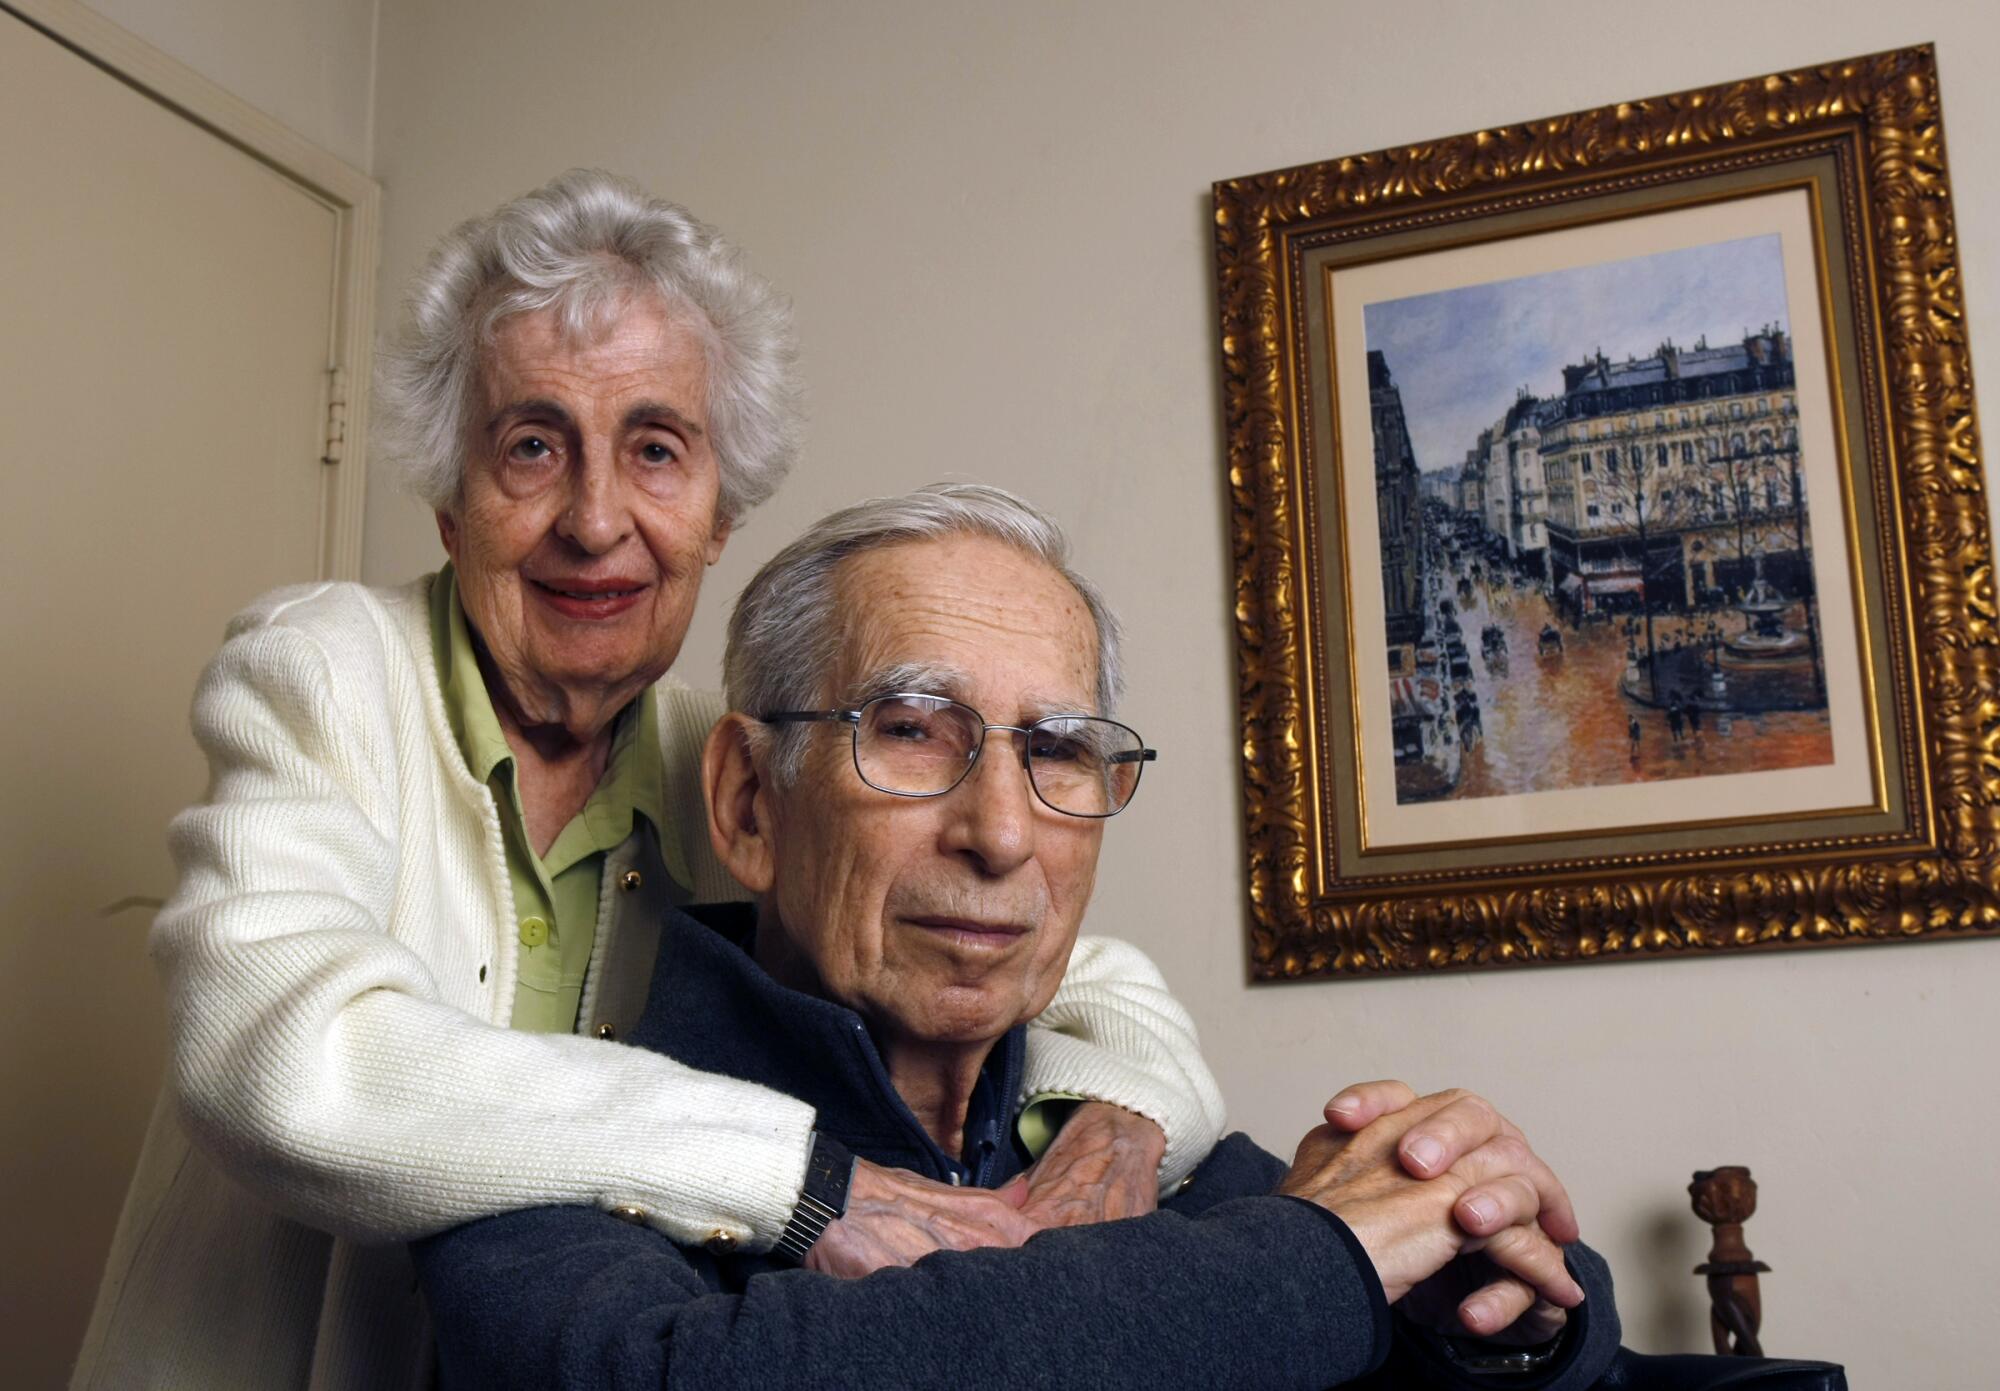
[1432,1330,1563,1375]
[773,1130,855,1264]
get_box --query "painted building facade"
[1368,350,1426,647]
[1536,329,1805,614]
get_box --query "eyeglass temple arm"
[1108,749,1158,764]
[758,710,862,726]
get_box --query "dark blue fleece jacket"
[414,906,1618,1390]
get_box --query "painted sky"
[1363,234,1792,480]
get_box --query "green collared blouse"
[431,565,669,1034]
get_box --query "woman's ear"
[702,712,775,896]
[435,508,460,560]
[704,512,733,566]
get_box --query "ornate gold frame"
[1213,45,1999,979]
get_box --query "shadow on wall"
[1630,1199,1709,1352]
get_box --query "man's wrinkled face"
[763,535,1107,1049]
[438,293,729,724]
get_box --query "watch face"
[803,1133,855,1215]
[808,1150,845,1190]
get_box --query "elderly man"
[414,484,1621,1389]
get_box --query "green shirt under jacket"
[431,564,671,1034]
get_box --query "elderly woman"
[74,171,1222,1391]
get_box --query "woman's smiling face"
[438,293,730,735]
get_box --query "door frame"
[2,0,378,580]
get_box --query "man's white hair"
[374,168,801,523]
[725,483,1125,783]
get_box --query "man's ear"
[702,712,776,896]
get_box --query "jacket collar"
[633,905,1028,1187]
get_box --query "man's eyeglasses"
[761,693,1157,818]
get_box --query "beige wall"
[81,0,378,171]
[350,2,1997,1386]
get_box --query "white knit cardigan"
[73,577,1226,1390]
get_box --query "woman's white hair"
[725,483,1125,784]
[375,168,801,523]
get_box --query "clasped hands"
[1279,1081,1583,1346]
[808,1081,1581,1347]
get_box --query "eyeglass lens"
[855,695,1145,816]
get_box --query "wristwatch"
[1431,1330,1564,1375]
[773,1130,855,1264]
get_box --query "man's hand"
[804,1159,1035,1278]
[1315,1082,1583,1341]
[1401,1252,1572,1346]
[1018,1102,1165,1229]
[1324,1080,1581,1246]
[1276,1090,1584,1328]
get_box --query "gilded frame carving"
[1213,45,1999,979]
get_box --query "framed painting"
[1212,45,1999,979]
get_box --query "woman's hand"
[1017,1102,1165,1229]
[803,1103,1166,1276]
[804,1160,1035,1277]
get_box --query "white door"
[0,9,355,1383]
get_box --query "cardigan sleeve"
[152,587,815,1250]
[1021,934,1227,1187]
[653,680,1228,1190]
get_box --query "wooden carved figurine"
[1689,1166,1772,1356]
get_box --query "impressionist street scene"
[1363,235,1834,805]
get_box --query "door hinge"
[321,366,348,466]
